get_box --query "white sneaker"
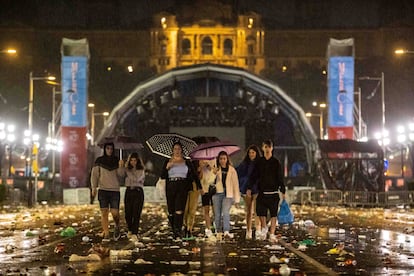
[260,227,268,240]
[224,231,234,239]
[245,230,252,240]
[269,233,277,243]
[129,234,138,242]
[205,229,213,237]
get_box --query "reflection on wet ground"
[1,203,414,275]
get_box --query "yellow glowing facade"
[150,12,265,75]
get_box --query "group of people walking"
[90,142,145,242]
[162,138,287,241]
[90,139,286,243]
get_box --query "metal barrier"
[300,190,343,206]
[343,191,377,207]
[299,189,414,207]
[377,191,412,206]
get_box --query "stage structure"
[320,38,384,192]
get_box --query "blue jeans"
[212,192,234,233]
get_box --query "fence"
[294,189,414,207]
[2,178,414,208]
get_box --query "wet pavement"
[1,202,414,275]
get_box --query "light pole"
[88,103,95,146]
[358,73,385,155]
[5,124,16,177]
[309,102,327,139]
[28,72,56,207]
[88,103,109,146]
[306,112,324,139]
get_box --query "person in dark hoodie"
[91,142,123,241]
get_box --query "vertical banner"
[60,127,88,188]
[61,38,89,188]
[327,56,354,139]
[61,56,88,127]
[327,38,355,141]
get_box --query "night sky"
[1,0,414,30]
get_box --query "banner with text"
[61,56,88,127]
[60,126,88,188]
[327,56,354,140]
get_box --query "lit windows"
[202,37,213,55]
[182,39,191,55]
[223,39,233,55]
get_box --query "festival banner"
[61,56,88,127]
[61,38,90,188]
[60,126,88,188]
[327,56,354,139]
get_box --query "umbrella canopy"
[98,135,144,159]
[146,133,198,159]
[189,141,241,160]
[98,135,144,150]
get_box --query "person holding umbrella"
[212,151,240,239]
[90,142,123,241]
[119,152,145,242]
[161,141,202,239]
[236,144,262,240]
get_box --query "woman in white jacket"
[212,151,240,239]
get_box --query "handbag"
[277,199,294,225]
[208,184,216,196]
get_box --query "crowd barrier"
[6,184,414,207]
[296,189,414,207]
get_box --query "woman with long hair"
[199,159,216,237]
[120,152,145,242]
[236,144,261,239]
[161,142,202,239]
[212,151,240,239]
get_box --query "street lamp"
[88,103,109,146]
[395,49,414,55]
[0,48,17,55]
[358,72,385,156]
[28,72,56,207]
[0,123,16,177]
[309,102,326,139]
[306,112,324,139]
[88,103,95,146]
[29,72,56,135]
[5,124,16,177]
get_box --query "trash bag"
[277,199,294,225]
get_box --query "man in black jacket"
[246,139,285,242]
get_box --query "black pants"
[124,187,144,235]
[166,179,188,235]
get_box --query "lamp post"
[309,102,327,139]
[88,103,95,146]
[88,103,109,146]
[358,73,385,156]
[306,112,324,139]
[28,72,56,207]
[5,124,16,177]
